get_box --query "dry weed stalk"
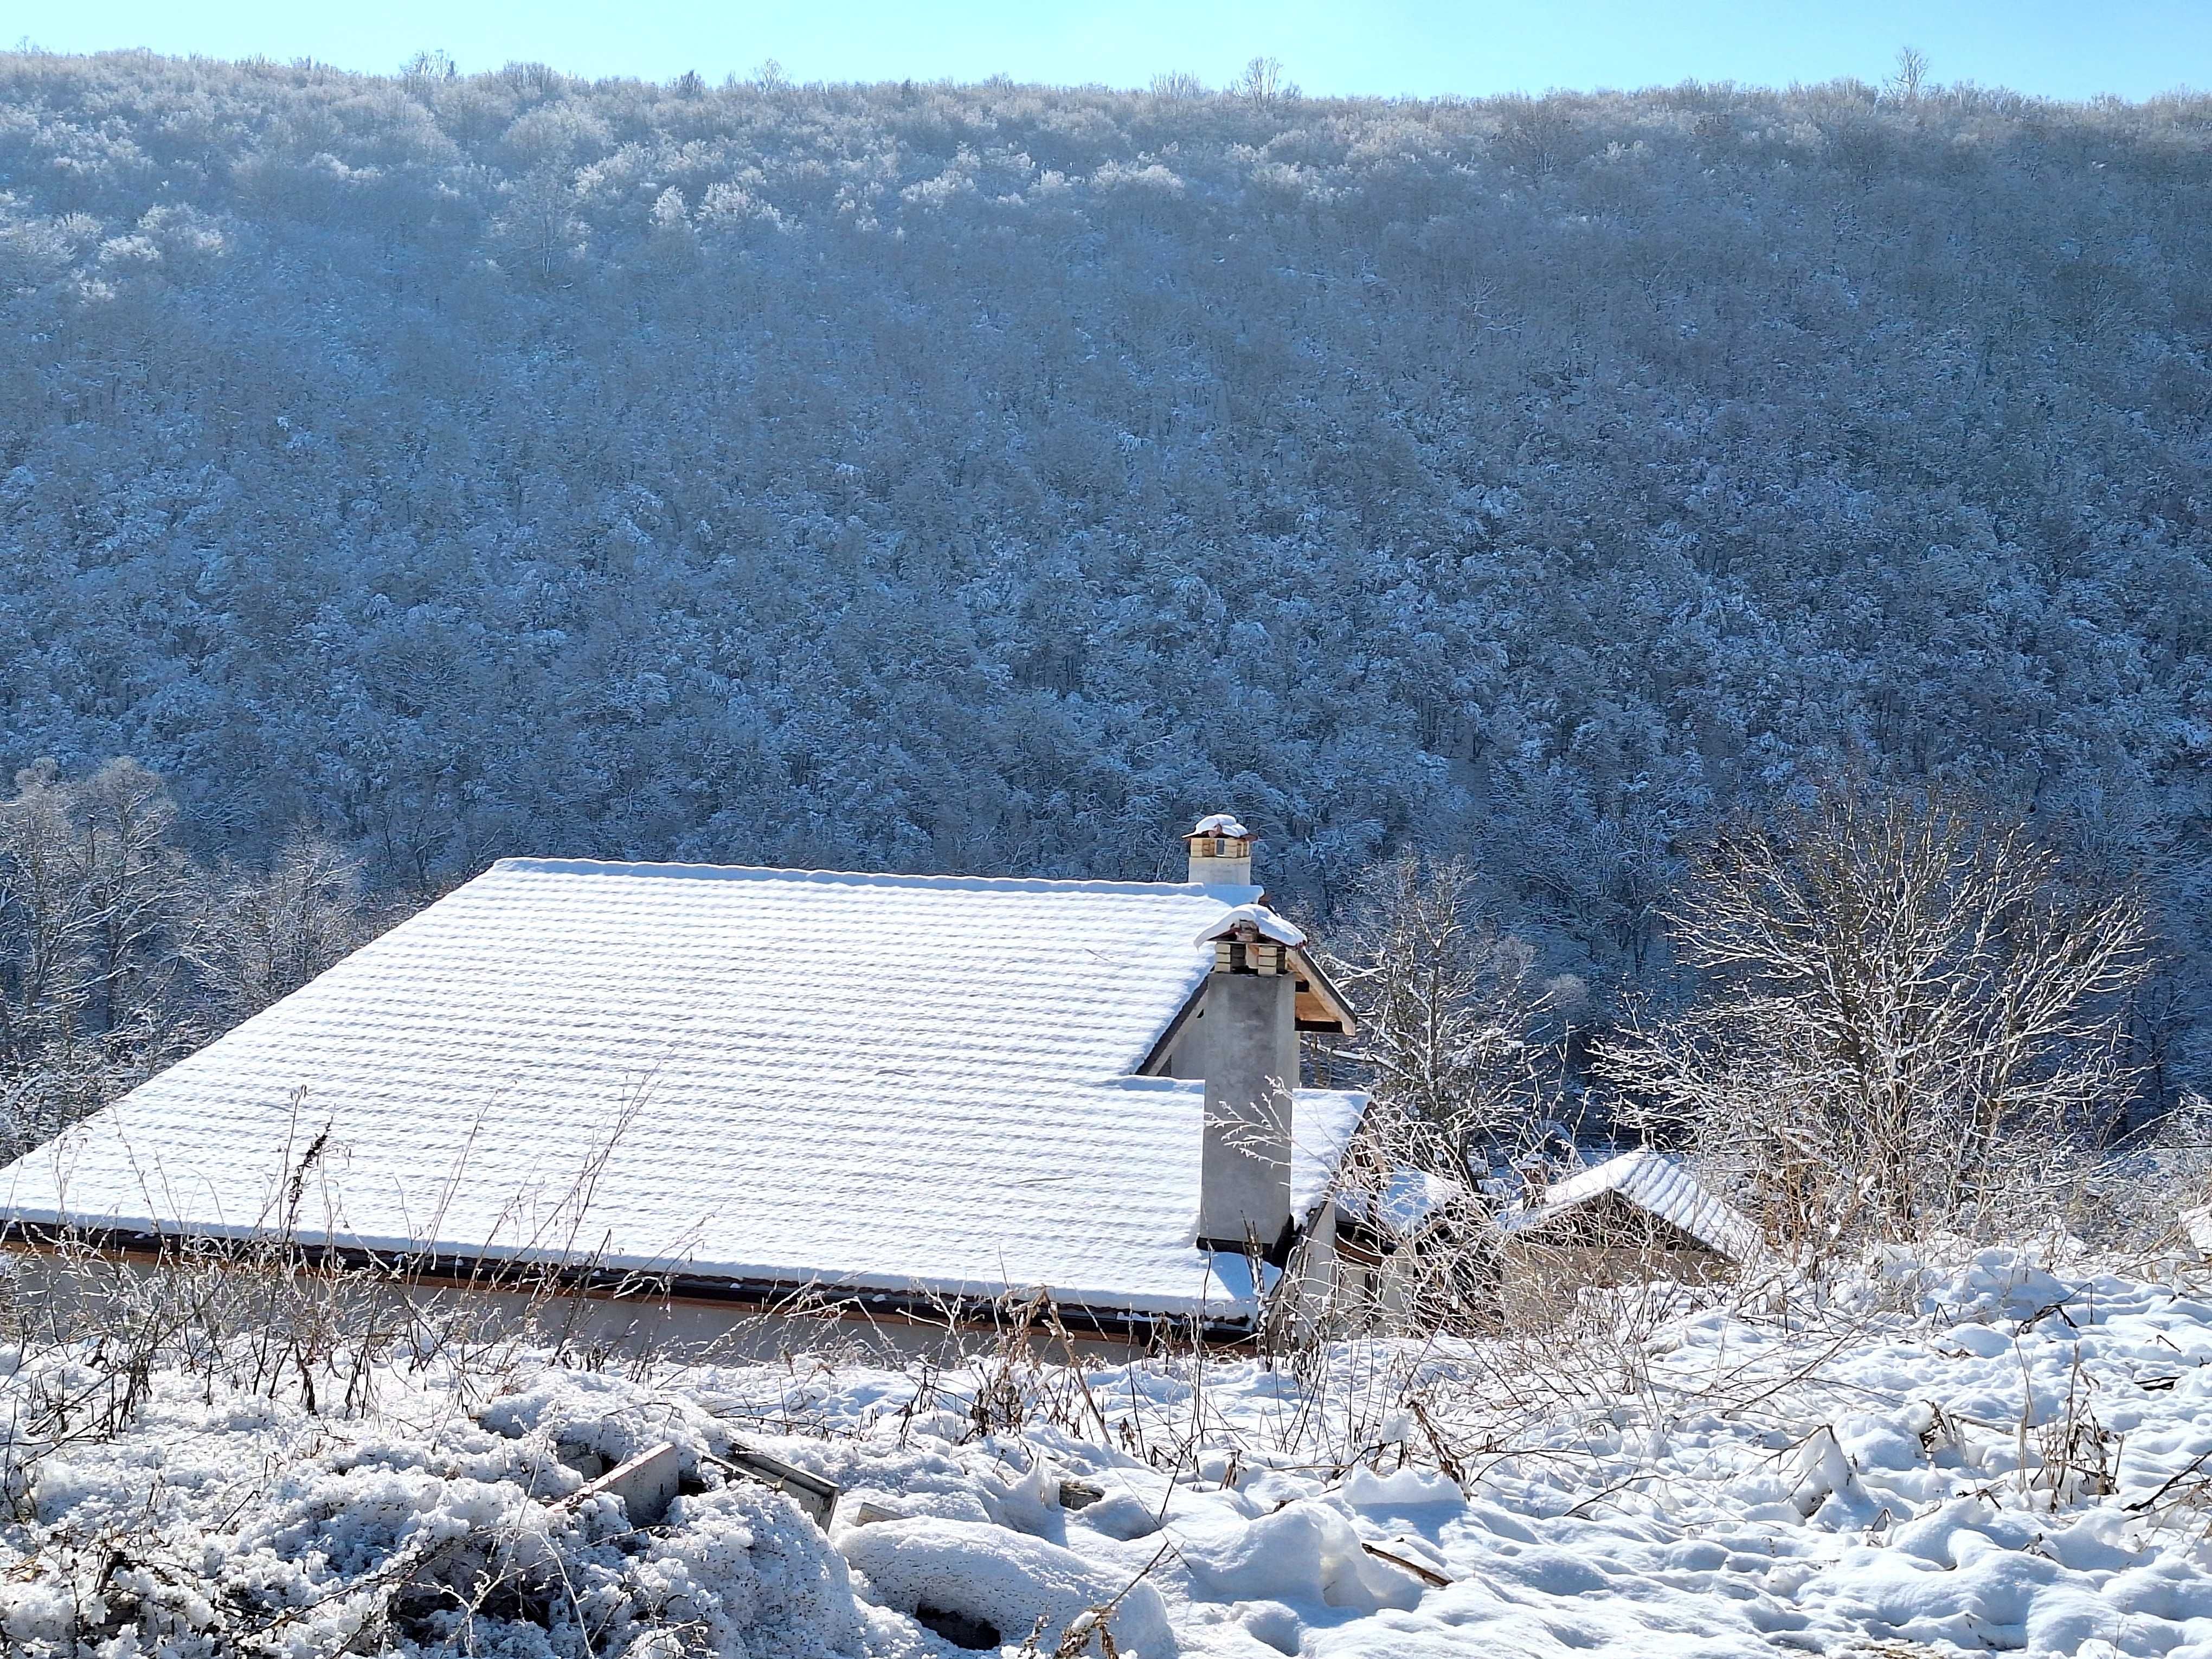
[0,1103,907,1655]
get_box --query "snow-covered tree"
[1602,784,2150,1248]
[1325,854,1564,1185]
[0,53,2203,1102]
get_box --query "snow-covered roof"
[0,859,1362,1320]
[1332,1168,1469,1239]
[1290,1090,1369,1225]
[1496,1152,1763,1263]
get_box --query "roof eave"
[1287,944,1357,1035]
[0,1219,1268,1345]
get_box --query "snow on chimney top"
[1186,813,1256,887]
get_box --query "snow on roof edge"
[489,856,1261,903]
[1336,1169,1469,1237]
[0,1189,1268,1320]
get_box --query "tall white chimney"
[1192,909,1301,1256]
[1186,814,1255,887]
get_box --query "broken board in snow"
[710,1445,840,1528]
[570,1442,683,1527]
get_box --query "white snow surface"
[841,1516,1177,1654]
[16,1244,2212,1656]
[1500,1149,1765,1262]
[0,859,1354,1315]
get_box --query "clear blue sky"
[15,1,2207,101]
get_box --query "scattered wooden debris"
[541,1437,843,1534]
[570,1442,683,1527]
[709,1445,842,1528]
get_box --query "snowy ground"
[9,1245,2212,1657]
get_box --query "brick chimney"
[1192,907,1302,1257]
[1185,814,1255,887]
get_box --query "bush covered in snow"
[0,1355,875,1657]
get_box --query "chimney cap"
[1195,903,1305,949]
[1188,813,1252,842]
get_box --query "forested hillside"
[1,53,2208,1089]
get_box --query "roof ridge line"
[485,857,1261,899]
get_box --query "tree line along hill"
[0,51,2207,1103]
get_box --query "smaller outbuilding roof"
[1336,1168,1470,1238]
[1496,1152,1763,1263]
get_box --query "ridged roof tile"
[1,859,1364,1316]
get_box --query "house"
[0,817,1368,1353]
[1491,1151,1761,1316]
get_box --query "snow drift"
[9,1243,2212,1656]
